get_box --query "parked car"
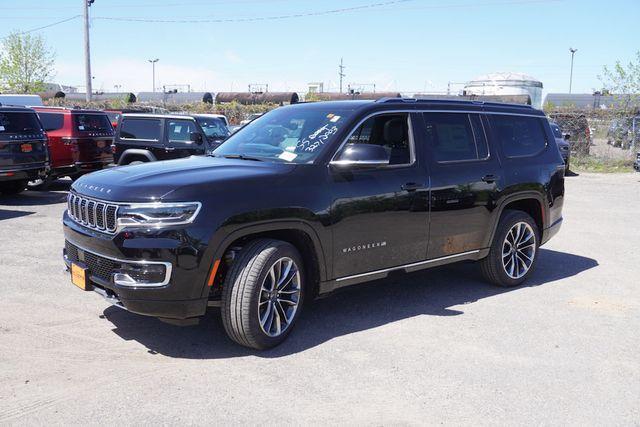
[0,94,43,107]
[633,151,640,172]
[607,116,639,150]
[63,99,565,349]
[0,105,49,195]
[549,113,591,156]
[193,113,229,127]
[113,113,213,165]
[192,114,230,147]
[549,121,571,172]
[30,107,114,189]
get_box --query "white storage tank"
[463,72,543,109]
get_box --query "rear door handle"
[165,147,176,152]
[401,182,423,192]
[481,174,496,183]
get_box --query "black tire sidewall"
[222,240,305,350]
[248,243,305,349]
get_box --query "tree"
[598,51,640,110]
[0,32,55,93]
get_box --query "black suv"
[0,106,49,195]
[113,114,228,165]
[63,99,565,349]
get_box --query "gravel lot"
[0,173,638,425]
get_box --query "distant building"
[464,72,543,109]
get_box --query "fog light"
[113,262,168,287]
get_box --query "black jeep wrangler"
[0,106,49,195]
[113,113,229,165]
[63,99,565,349]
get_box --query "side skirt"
[319,249,484,294]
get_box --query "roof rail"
[376,97,417,103]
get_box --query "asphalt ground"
[0,173,638,425]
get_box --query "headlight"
[117,202,201,228]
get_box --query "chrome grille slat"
[67,192,118,234]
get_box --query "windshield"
[0,112,43,134]
[74,114,113,132]
[196,117,230,139]
[213,106,354,163]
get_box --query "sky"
[0,0,638,96]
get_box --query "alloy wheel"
[502,221,536,279]
[258,257,301,337]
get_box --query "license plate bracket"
[71,262,92,291]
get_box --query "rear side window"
[422,113,489,162]
[0,112,43,134]
[120,119,161,141]
[74,114,112,132]
[166,120,198,142]
[38,112,64,131]
[491,115,547,158]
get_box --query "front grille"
[65,241,117,283]
[67,192,118,233]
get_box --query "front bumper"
[63,212,209,319]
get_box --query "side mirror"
[190,132,204,145]
[563,133,571,140]
[330,143,389,168]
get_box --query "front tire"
[0,180,27,195]
[480,210,539,287]
[221,239,304,350]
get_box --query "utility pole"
[148,58,159,92]
[338,58,346,94]
[569,47,577,94]
[83,0,94,102]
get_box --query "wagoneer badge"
[342,241,387,253]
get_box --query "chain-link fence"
[547,108,639,163]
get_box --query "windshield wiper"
[221,154,264,162]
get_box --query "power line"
[93,0,419,23]
[0,15,81,40]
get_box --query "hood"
[72,156,296,202]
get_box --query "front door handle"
[401,182,423,192]
[481,174,496,183]
[165,147,176,152]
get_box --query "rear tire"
[221,239,305,350]
[480,210,540,287]
[0,180,27,195]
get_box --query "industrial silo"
[463,72,543,109]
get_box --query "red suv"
[31,107,114,189]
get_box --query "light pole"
[83,0,95,102]
[569,48,577,94]
[148,58,159,92]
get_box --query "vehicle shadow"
[0,179,70,207]
[0,209,35,220]
[103,248,598,359]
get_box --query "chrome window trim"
[335,250,480,282]
[329,108,545,166]
[65,241,173,288]
[330,110,417,168]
